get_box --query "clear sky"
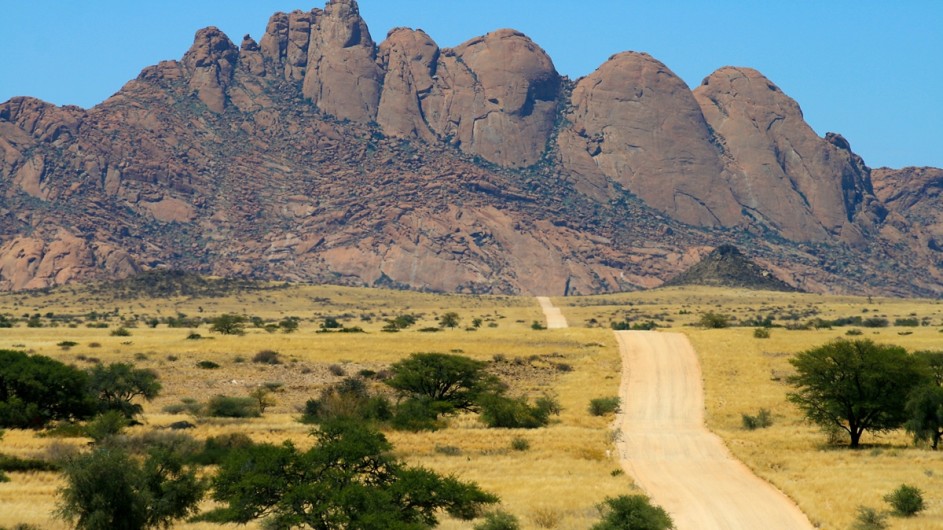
[2,1,940,169]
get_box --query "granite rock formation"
[0,0,939,296]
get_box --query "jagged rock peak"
[663,245,798,292]
[181,27,239,113]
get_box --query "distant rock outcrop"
[0,0,939,296]
[663,245,798,292]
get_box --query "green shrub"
[474,510,521,530]
[590,495,673,530]
[894,318,920,327]
[531,321,546,330]
[510,437,530,452]
[741,408,773,430]
[110,327,131,337]
[862,317,889,328]
[851,506,887,530]
[846,328,864,336]
[195,360,219,370]
[479,394,560,429]
[698,312,732,329]
[589,397,621,417]
[191,433,255,466]
[85,411,130,442]
[753,327,771,339]
[301,378,391,425]
[884,484,925,517]
[390,398,446,432]
[205,396,260,418]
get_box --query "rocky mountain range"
[0,0,940,296]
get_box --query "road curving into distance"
[613,331,814,529]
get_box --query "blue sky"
[1,1,940,169]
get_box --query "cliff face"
[0,0,938,296]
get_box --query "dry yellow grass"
[0,284,625,529]
[562,287,943,529]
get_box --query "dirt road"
[536,296,568,329]
[613,331,814,530]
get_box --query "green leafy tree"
[209,314,246,335]
[57,445,205,530]
[439,312,461,329]
[206,420,498,529]
[914,350,943,385]
[87,363,161,419]
[385,353,500,416]
[590,495,674,530]
[787,339,930,448]
[905,384,943,449]
[0,349,95,428]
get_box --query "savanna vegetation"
[4,276,943,528]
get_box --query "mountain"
[0,0,940,296]
[663,245,798,292]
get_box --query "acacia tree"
[206,420,498,529]
[905,385,943,450]
[787,339,930,448]
[57,445,205,530]
[0,349,95,428]
[87,363,161,419]
[385,352,500,415]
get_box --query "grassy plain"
[0,282,629,530]
[5,281,943,529]
[559,287,943,529]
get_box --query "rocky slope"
[663,245,798,292]
[0,0,939,296]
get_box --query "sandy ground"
[613,331,814,530]
[536,296,568,329]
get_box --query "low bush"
[591,495,673,530]
[191,433,255,466]
[252,350,281,365]
[474,510,521,530]
[851,506,887,530]
[753,327,771,339]
[205,396,260,418]
[389,398,446,432]
[862,317,889,328]
[479,394,560,429]
[894,317,920,327]
[589,396,621,416]
[741,408,773,430]
[510,436,530,452]
[110,327,131,337]
[196,360,219,369]
[301,378,391,425]
[884,484,925,517]
[698,312,732,329]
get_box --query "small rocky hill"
[663,245,798,292]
